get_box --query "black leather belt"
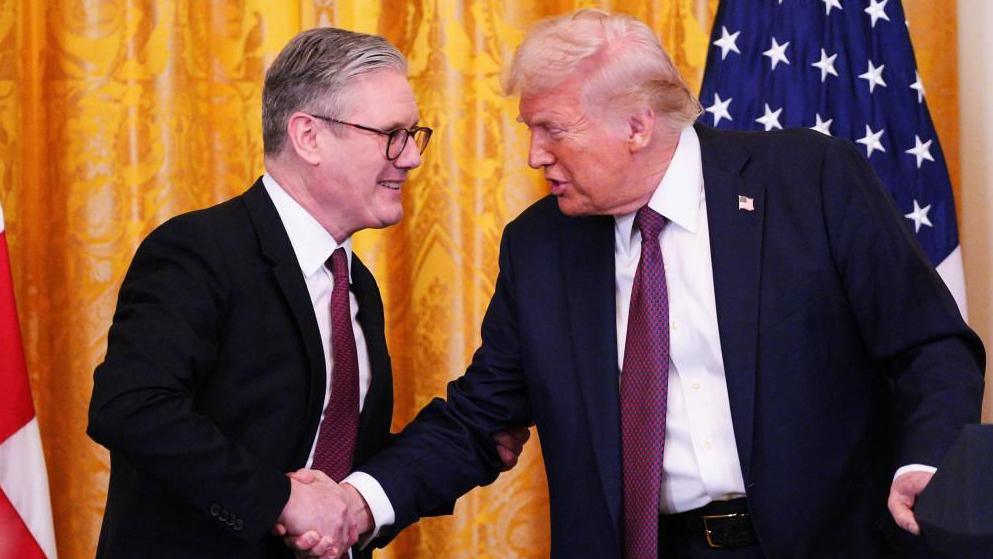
[660,498,757,549]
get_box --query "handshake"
[270,427,531,558]
[272,468,370,558]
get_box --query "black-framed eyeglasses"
[307,114,433,161]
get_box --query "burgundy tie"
[311,247,360,483]
[621,206,669,559]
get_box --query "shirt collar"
[262,173,352,281]
[615,125,704,250]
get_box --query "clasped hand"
[273,470,373,558]
[271,426,531,557]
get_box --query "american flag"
[698,0,967,318]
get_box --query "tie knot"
[635,206,666,241]
[327,247,349,283]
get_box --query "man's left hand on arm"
[888,469,935,536]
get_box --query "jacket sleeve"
[87,217,290,542]
[360,226,534,541]
[819,137,985,468]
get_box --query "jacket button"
[209,504,220,517]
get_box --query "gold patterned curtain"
[0,1,957,558]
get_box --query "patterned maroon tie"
[311,247,360,483]
[621,206,669,559]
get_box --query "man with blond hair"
[291,9,983,559]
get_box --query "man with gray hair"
[304,9,983,559]
[88,27,523,558]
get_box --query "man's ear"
[627,106,656,153]
[286,112,323,165]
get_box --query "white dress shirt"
[614,127,931,513]
[614,127,747,513]
[262,174,395,544]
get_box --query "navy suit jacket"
[362,125,985,558]
[89,180,394,559]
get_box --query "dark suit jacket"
[360,125,985,558]
[88,179,394,558]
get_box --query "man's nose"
[527,134,554,169]
[394,135,422,169]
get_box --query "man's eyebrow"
[516,115,540,127]
[378,118,420,130]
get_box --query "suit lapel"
[560,213,623,536]
[242,180,328,466]
[697,124,764,483]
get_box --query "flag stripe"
[0,486,47,559]
[0,418,58,559]
[0,230,35,443]
[0,233,34,441]
[936,247,967,322]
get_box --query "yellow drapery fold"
[0,1,956,558]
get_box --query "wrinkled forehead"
[517,72,596,122]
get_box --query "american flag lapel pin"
[738,195,755,212]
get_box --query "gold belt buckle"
[702,512,745,549]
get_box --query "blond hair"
[504,9,701,130]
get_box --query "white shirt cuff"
[893,463,937,481]
[342,471,395,547]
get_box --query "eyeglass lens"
[386,129,431,160]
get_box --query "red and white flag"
[0,201,57,559]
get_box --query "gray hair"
[504,9,701,131]
[262,27,407,155]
